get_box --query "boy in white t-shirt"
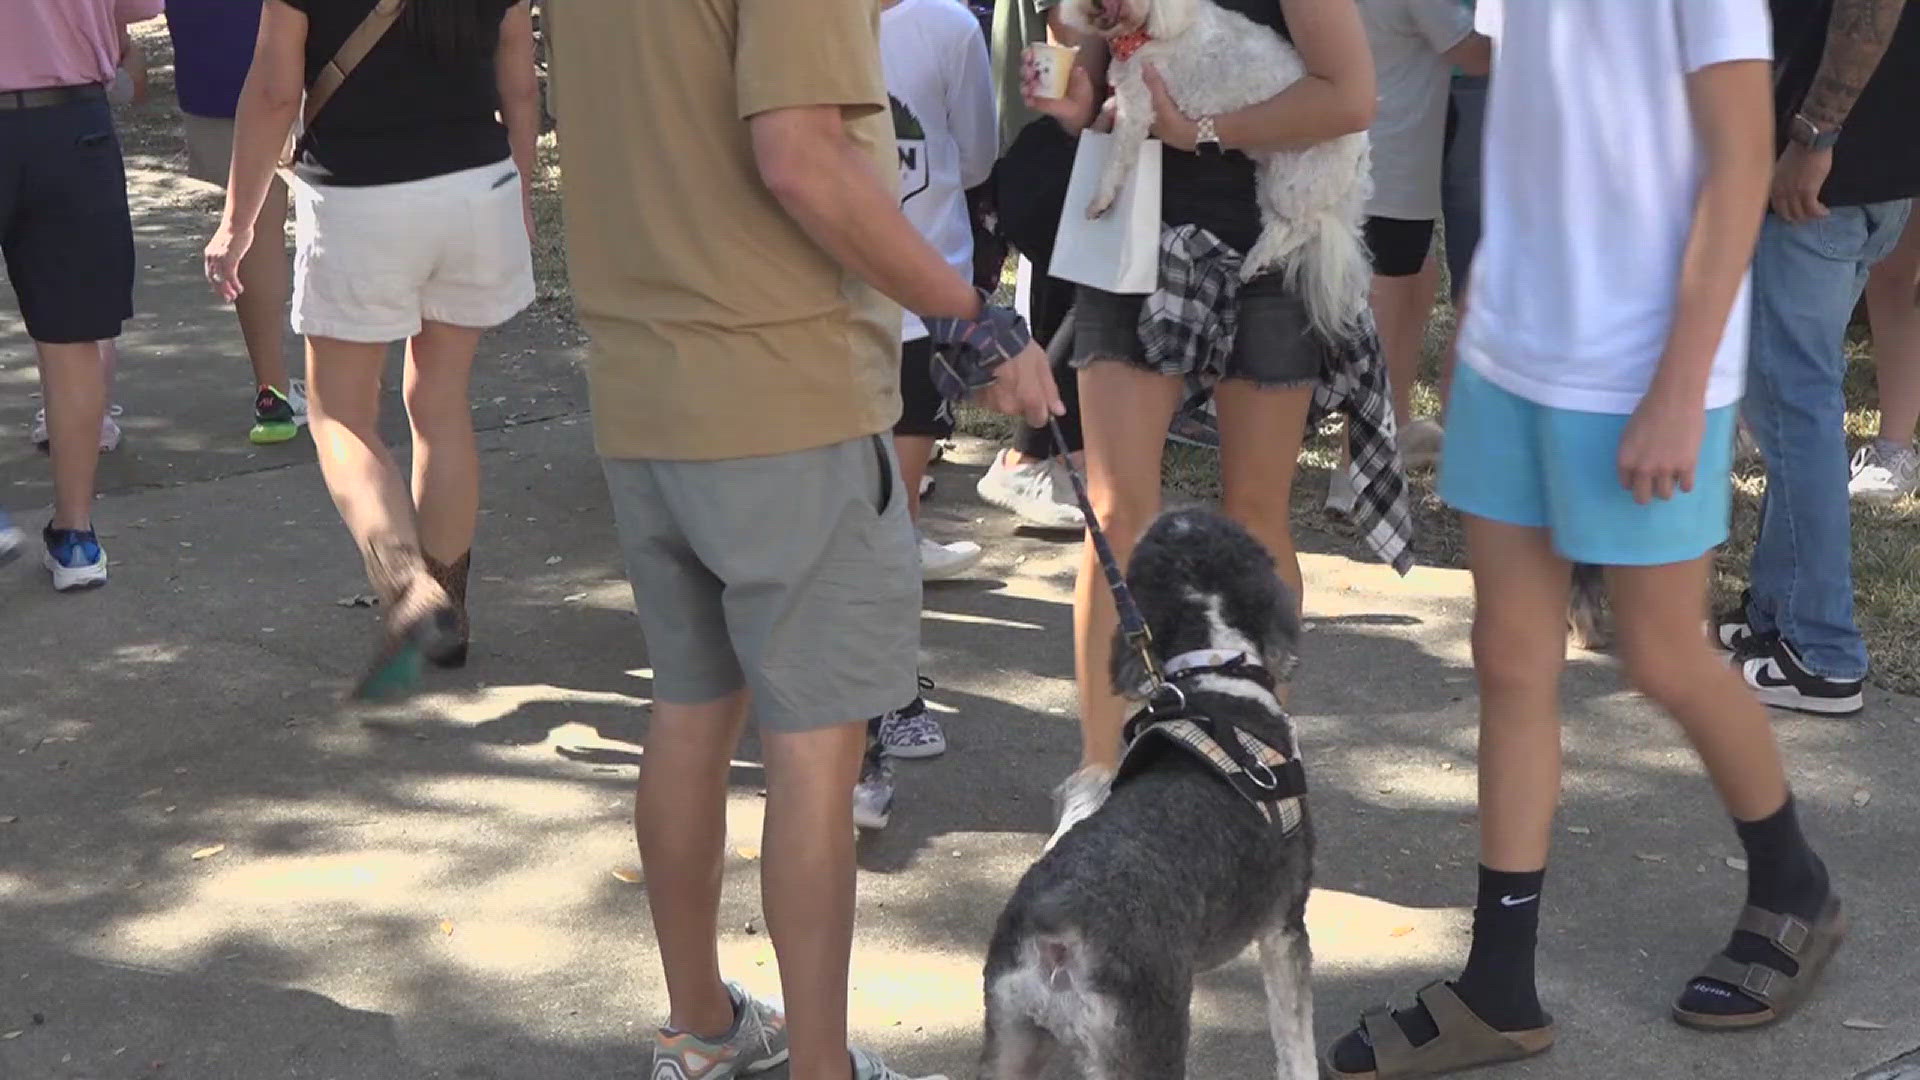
[854,0,999,824]
[1327,2,1842,1076]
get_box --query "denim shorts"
[1069,273,1327,389]
[1439,363,1736,566]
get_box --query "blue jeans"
[1742,201,1913,680]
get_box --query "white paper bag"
[1049,131,1161,296]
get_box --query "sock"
[1329,866,1546,1074]
[1677,796,1830,1017]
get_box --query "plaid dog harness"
[1140,225,1415,575]
[1116,651,1308,834]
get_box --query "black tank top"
[1160,0,1292,254]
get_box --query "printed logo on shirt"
[891,94,930,205]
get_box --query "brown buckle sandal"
[1672,893,1845,1030]
[1326,982,1556,1079]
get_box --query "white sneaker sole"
[1750,684,1865,717]
[0,531,22,567]
[45,552,108,592]
[853,804,892,830]
[881,738,947,760]
[921,549,984,582]
[974,478,1084,532]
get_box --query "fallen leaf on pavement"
[735,846,760,861]
[1633,852,1666,863]
[563,593,588,603]
[1725,856,1748,871]
[1851,789,1871,808]
[1,1030,22,1040]
[439,920,455,936]
[1389,926,1415,938]
[190,844,225,861]
[610,868,642,884]
[335,594,379,608]
[1567,825,1592,836]
[0,816,18,825]
[545,555,563,565]
[1841,1018,1887,1031]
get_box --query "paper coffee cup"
[1025,43,1076,100]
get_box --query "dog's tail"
[1292,211,1372,346]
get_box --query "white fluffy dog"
[1063,0,1373,343]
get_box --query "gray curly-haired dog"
[1062,0,1372,344]
[981,508,1317,1079]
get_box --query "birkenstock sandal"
[1672,893,1846,1030]
[1326,981,1556,1079]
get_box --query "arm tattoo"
[1799,0,1909,129]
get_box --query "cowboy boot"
[353,535,462,699]
[424,550,471,669]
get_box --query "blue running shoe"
[43,525,108,592]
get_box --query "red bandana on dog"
[1110,28,1151,60]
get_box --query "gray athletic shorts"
[602,434,922,733]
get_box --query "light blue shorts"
[1438,363,1737,566]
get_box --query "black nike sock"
[1678,796,1830,1017]
[1330,866,1546,1074]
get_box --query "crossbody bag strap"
[304,0,407,127]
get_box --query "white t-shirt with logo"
[882,0,998,343]
[1359,0,1474,221]
[1460,0,1772,414]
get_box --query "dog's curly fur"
[1062,0,1373,343]
[981,509,1317,1079]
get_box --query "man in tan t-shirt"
[550,2,1058,1078]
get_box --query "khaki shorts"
[182,112,235,187]
[603,434,922,733]
[290,160,535,342]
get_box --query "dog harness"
[1116,650,1307,835]
[1110,28,1152,60]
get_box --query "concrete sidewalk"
[4,113,1919,1080]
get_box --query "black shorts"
[1363,215,1436,279]
[895,338,955,439]
[1070,273,1326,390]
[0,91,136,344]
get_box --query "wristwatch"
[1195,115,1222,157]
[1789,112,1842,151]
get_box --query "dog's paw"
[1086,193,1116,220]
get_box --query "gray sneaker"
[851,1046,948,1080]
[1848,439,1919,504]
[650,983,789,1079]
[853,745,895,831]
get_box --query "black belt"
[0,84,108,112]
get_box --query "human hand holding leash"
[1617,379,1706,505]
[981,341,1067,428]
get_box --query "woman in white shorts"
[205,0,539,696]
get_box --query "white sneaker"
[1324,466,1358,517]
[853,750,895,831]
[919,533,983,581]
[288,378,310,426]
[975,450,1085,532]
[851,1046,946,1080]
[1399,417,1444,469]
[1044,764,1115,852]
[31,405,124,452]
[1848,440,1919,504]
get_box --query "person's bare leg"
[1215,380,1314,612]
[99,338,118,408]
[1864,212,1920,446]
[637,690,752,1037]
[893,434,935,522]
[36,340,107,529]
[1072,362,1184,769]
[404,322,483,563]
[1467,517,1571,871]
[236,176,292,393]
[1606,557,1786,820]
[1369,256,1439,428]
[761,718,869,1080]
[307,338,417,550]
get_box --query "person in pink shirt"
[0,0,164,590]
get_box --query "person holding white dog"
[1024,0,1383,847]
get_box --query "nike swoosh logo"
[1499,893,1538,907]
